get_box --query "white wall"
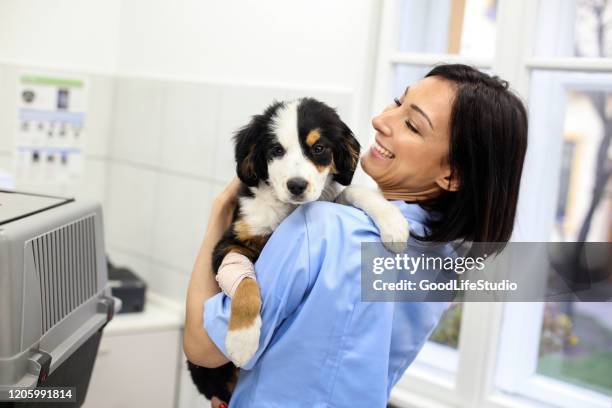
[0,0,122,206]
[0,0,378,136]
[114,0,378,131]
[0,0,378,299]
[0,0,122,73]
[116,0,371,86]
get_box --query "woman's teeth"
[373,141,395,159]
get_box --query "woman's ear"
[435,169,460,192]
[332,122,361,186]
[234,116,268,187]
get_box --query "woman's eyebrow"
[402,86,434,130]
[402,86,410,98]
[410,104,434,130]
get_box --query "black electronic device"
[107,260,147,314]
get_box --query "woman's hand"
[206,177,242,242]
[213,176,241,210]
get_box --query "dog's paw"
[225,314,262,367]
[376,210,410,253]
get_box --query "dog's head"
[234,98,360,204]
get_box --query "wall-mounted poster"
[14,72,88,195]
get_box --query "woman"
[184,64,528,407]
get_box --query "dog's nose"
[287,178,308,196]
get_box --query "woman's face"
[361,76,458,201]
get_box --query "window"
[537,86,612,397]
[538,302,612,395]
[373,1,612,407]
[495,71,612,408]
[397,0,497,58]
[534,0,612,58]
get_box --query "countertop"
[104,292,184,336]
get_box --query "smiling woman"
[364,65,528,254]
[184,64,529,407]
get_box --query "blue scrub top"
[204,201,450,407]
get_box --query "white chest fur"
[238,184,296,236]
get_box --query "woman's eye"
[271,146,285,156]
[405,120,420,135]
[313,145,325,154]
[394,97,402,107]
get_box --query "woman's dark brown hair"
[418,64,528,254]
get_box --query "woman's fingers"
[211,177,241,225]
[224,177,242,199]
[210,396,228,408]
[215,177,241,206]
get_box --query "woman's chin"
[360,154,389,181]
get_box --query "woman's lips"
[370,140,395,160]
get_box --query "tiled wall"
[0,65,15,176]
[0,62,352,303]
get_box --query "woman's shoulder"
[276,200,434,247]
[298,200,432,236]
[271,201,378,249]
[300,201,377,233]
[256,202,372,291]
[302,200,371,219]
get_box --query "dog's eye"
[312,145,325,155]
[271,145,285,157]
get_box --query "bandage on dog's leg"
[216,252,257,298]
[225,278,262,367]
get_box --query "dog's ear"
[234,115,268,187]
[332,121,361,185]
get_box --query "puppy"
[188,98,409,401]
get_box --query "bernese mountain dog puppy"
[188,98,409,402]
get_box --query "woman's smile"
[369,139,395,160]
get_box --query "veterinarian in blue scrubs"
[184,65,529,407]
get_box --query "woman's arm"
[183,178,241,368]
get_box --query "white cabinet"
[83,296,184,408]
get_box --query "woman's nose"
[372,114,392,137]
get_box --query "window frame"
[370,1,612,407]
